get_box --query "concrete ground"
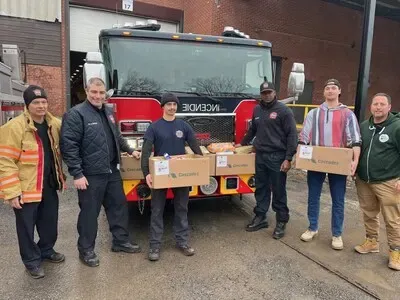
[0,171,398,300]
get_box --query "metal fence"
[287,104,355,129]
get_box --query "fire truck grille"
[176,115,235,146]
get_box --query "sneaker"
[332,236,344,250]
[79,250,100,267]
[300,229,318,242]
[354,238,379,254]
[388,249,400,271]
[42,252,65,263]
[26,266,45,279]
[177,245,195,256]
[111,242,141,254]
[148,248,160,261]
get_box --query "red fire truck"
[0,97,24,126]
[83,21,304,202]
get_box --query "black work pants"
[14,184,59,269]
[150,187,190,249]
[254,151,290,223]
[77,170,129,253]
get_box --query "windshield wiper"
[216,92,259,99]
[116,89,160,96]
[165,90,222,103]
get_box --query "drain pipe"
[64,0,71,110]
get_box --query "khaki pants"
[355,177,400,248]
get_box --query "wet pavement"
[0,171,398,300]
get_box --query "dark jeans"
[254,151,289,223]
[307,171,347,237]
[77,169,130,253]
[150,187,190,249]
[14,184,59,269]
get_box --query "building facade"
[0,0,399,116]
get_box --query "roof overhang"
[323,0,400,21]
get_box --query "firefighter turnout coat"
[0,109,65,202]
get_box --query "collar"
[23,108,55,130]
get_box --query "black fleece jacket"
[241,99,298,161]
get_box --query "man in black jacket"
[141,93,202,262]
[238,82,297,239]
[60,77,141,267]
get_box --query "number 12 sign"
[122,0,134,11]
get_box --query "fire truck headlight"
[200,177,218,195]
[136,122,151,133]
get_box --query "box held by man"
[149,154,210,189]
[120,154,144,180]
[215,153,255,176]
[295,145,353,175]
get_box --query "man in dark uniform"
[60,77,141,267]
[239,82,297,239]
[141,93,202,261]
[0,85,65,279]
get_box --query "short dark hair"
[372,93,391,104]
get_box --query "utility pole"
[354,0,376,122]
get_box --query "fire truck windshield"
[102,37,273,96]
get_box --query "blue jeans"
[307,171,347,237]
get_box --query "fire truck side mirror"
[106,89,114,99]
[287,63,305,98]
[83,52,106,90]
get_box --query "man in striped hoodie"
[298,79,361,250]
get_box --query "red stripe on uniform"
[34,132,44,191]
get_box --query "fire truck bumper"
[123,175,255,202]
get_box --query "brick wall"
[26,65,64,116]
[140,0,183,10]
[183,0,214,34]
[208,0,400,111]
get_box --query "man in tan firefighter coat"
[0,85,65,279]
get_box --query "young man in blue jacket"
[141,93,202,261]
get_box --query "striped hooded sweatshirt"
[299,102,361,148]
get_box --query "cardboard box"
[295,145,353,175]
[120,154,144,180]
[149,154,210,189]
[215,153,255,176]
[185,146,216,176]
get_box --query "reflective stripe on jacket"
[0,109,65,202]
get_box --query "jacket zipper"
[366,127,376,183]
[48,126,65,191]
[99,114,112,173]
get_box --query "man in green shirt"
[355,93,400,271]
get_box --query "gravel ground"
[0,171,396,300]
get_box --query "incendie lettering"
[182,103,220,112]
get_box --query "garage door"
[70,6,180,53]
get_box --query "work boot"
[300,229,318,242]
[246,215,268,232]
[272,222,286,240]
[354,238,379,254]
[332,236,344,250]
[79,250,100,267]
[111,242,141,253]
[148,248,160,261]
[42,252,65,263]
[26,266,45,279]
[177,245,195,256]
[388,248,400,271]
